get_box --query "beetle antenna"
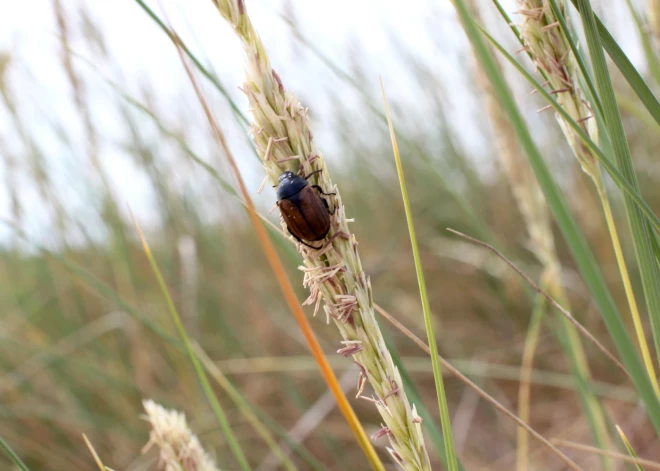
[304,169,323,180]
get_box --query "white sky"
[0,0,645,247]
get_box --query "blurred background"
[1,0,659,469]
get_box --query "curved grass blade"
[381,79,459,471]
[0,436,30,471]
[452,0,660,434]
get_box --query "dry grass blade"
[163,15,384,471]
[447,228,628,377]
[373,304,583,470]
[616,425,645,471]
[553,438,660,469]
[82,434,110,471]
[516,293,544,471]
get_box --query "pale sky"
[0,0,644,247]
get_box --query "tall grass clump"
[209,0,436,468]
[472,1,612,465]
[514,0,660,400]
[7,0,660,467]
[472,39,596,470]
[452,0,660,451]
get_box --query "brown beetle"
[276,170,335,249]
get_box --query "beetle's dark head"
[277,171,308,201]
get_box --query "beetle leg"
[320,230,350,249]
[311,185,336,197]
[313,185,338,214]
[287,228,323,250]
[320,196,337,216]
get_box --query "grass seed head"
[142,399,219,471]
[517,0,599,178]
[212,0,432,468]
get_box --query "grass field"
[2,0,660,469]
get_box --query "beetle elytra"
[276,170,335,249]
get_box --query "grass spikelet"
[516,0,599,178]
[142,399,219,471]
[210,1,432,468]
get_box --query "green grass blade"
[575,0,660,401]
[568,0,660,126]
[0,436,30,471]
[381,80,459,471]
[616,425,645,471]
[131,215,251,471]
[453,0,660,435]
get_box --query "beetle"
[276,169,335,249]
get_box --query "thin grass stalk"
[82,435,108,471]
[554,438,660,469]
[516,293,544,470]
[209,1,432,468]
[450,0,660,443]
[515,0,660,399]
[381,81,459,471]
[615,425,644,471]
[0,436,30,471]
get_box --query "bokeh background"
[1,0,659,469]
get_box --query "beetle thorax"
[277,171,308,200]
